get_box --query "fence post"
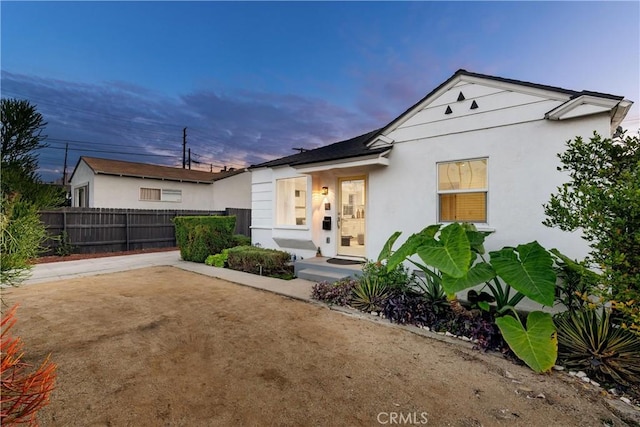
[126,211,130,251]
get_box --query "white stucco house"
[249,69,633,262]
[69,156,251,210]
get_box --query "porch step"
[296,268,351,283]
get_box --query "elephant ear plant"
[385,223,558,373]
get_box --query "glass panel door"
[338,177,366,257]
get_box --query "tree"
[543,131,640,331]
[1,98,47,173]
[1,99,63,286]
[1,98,64,209]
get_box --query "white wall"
[212,171,252,210]
[90,174,216,210]
[368,101,612,261]
[69,161,95,207]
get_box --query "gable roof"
[71,156,234,184]
[376,69,627,138]
[250,69,629,169]
[250,129,386,169]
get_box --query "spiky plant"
[555,307,640,386]
[1,305,57,425]
[351,277,390,313]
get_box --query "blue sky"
[2,1,639,182]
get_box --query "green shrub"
[1,195,48,286]
[544,132,640,332]
[226,245,291,277]
[233,234,251,247]
[361,260,414,291]
[205,249,229,268]
[54,230,75,257]
[555,307,640,387]
[174,216,236,263]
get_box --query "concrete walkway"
[22,251,315,302]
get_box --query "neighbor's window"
[74,185,89,207]
[276,177,308,226]
[437,158,487,222]
[161,189,182,202]
[140,188,182,202]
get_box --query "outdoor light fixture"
[321,187,329,195]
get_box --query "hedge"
[226,245,291,276]
[174,216,236,263]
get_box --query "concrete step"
[296,268,351,283]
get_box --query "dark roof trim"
[249,129,384,169]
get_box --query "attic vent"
[445,105,453,115]
[457,92,465,101]
[470,100,479,110]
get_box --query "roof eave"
[544,95,622,121]
[292,150,391,173]
[611,99,634,131]
[94,171,213,184]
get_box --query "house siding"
[86,174,216,209]
[212,171,252,210]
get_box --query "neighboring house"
[69,156,251,210]
[250,69,633,262]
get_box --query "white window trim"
[436,157,489,224]
[73,182,90,207]
[274,176,310,228]
[139,187,182,203]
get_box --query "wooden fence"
[38,207,251,255]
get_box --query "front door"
[338,177,366,257]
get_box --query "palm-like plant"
[351,277,390,313]
[555,307,640,386]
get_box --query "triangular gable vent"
[457,92,465,101]
[368,134,394,149]
[445,105,453,115]
[470,100,479,110]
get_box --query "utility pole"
[62,143,69,185]
[210,164,213,172]
[182,127,187,169]
[188,148,191,170]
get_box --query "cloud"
[1,71,380,181]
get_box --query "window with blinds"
[140,188,182,202]
[140,188,161,201]
[437,158,487,223]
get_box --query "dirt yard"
[2,266,631,426]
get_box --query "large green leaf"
[441,262,496,294]
[378,231,402,262]
[489,242,556,306]
[549,248,601,283]
[416,223,471,278]
[386,225,442,271]
[461,223,491,255]
[496,311,557,373]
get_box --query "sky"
[2,1,639,183]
